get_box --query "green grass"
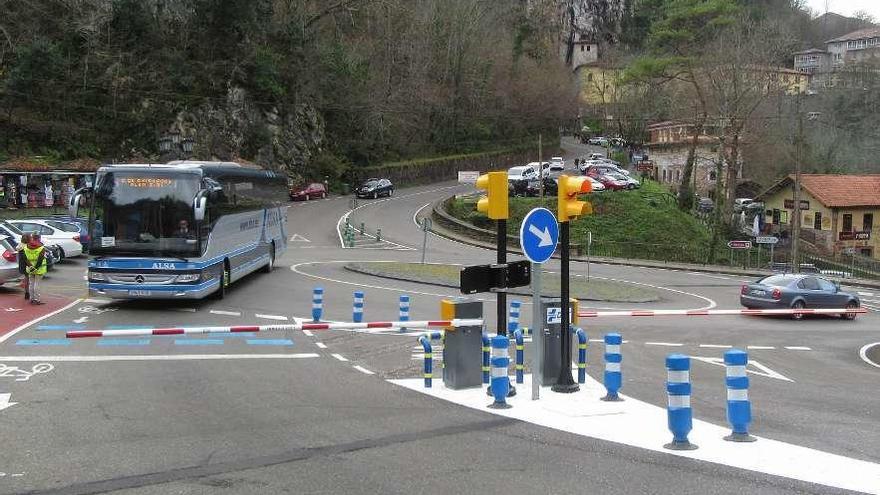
[345,262,660,303]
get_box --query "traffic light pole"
[497,219,507,337]
[552,221,579,393]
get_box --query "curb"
[427,197,880,291]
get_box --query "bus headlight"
[176,273,200,283]
[88,271,106,281]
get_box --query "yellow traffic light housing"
[557,175,593,222]
[475,172,509,220]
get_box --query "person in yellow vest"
[17,233,32,300]
[23,233,47,305]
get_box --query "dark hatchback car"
[740,274,860,320]
[356,178,393,199]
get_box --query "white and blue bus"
[70,161,288,299]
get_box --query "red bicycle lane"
[0,290,78,341]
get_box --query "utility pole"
[792,93,803,273]
[538,134,544,199]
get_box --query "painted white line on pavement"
[0,298,84,345]
[644,342,683,347]
[171,308,197,313]
[0,354,320,362]
[83,298,111,305]
[390,374,880,495]
[255,314,288,321]
[302,330,314,337]
[315,342,327,349]
[353,365,375,375]
[859,342,880,369]
[785,346,812,351]
[858,291,875,297]
[210,310,241,316]
[747,345,776,350]
[699,344,732,349]
[331,353,349,362]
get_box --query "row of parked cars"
[288,178,396,201]
[507,157,639,197]
[0,216,89,287]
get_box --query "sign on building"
[457,171,480,183]
[783,199,810,210]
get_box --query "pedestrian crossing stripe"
[289,234,311,242]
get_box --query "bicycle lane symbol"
[0,363,55,382]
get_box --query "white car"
[549,157,565,172]
[9,219,84,259]
[526,161,551,178]
[608,172,640,190]
[507,165,539,182]
[586,176,606,192]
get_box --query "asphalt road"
[0,151,878,494]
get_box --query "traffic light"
[475,172,509,220]
[557,175,593,222]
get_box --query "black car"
[356,178,393,199]
[525,177,559,197]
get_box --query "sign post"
[755,236,778,266]
[519,208,559,400]
[420,217,432,264]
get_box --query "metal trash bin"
[442,299,483,390]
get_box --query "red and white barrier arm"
[578,307,867,318]
[65,319,484,339]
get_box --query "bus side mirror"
[69,187,91,218]
[194,195,207,222]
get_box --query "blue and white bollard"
[311,287,324,323]
[482,332,491,384]
[488,335,512,409]
[602,333,623,401]
[508,300,522,334]
[573,327,587,384]
[352,291,364,323]
[399,295,410,333]
[665,354,697,450]
[418,331,442,388]
[724,349,756,442]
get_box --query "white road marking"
[0,393,18,412]
[353,365,375,375]
[859,342,880,369]
[289,234,311,242]
[0,354,320,362]
[83,298,111,305]
[331,353,349,362]
[171,308,197,313]
[391,374,880,495]
[315,342,327,349]
[302,330,314,337]
[255,314,288,321]
[645,342,683,347]
[747,345,776,350]
[210,310,241,316]
[699,344,732,349]
[693,356,793,382]
[785,346,812,351]
[858,291,875,297]
[0,299,84,345]
[73,316,88,324]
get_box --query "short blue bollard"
[571,327,587,384]
[399,295,410,333]
[312,287,324,323]
[665,354,697,450]
[602,333,623,401]
[513,328,524,384]
[724,349,756,442]
[488,335,511,409]
[418,331,443,388]
[508,300,522,334]
[481,332,491,384]
[353,291,364,323]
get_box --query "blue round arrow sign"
[519,208,559,264]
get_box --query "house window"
[814,212,822,230]
[587,45,591,52]
[581,45,585,52]
[709,171,717,181]
[843,213,853,232]
[864,213,874,232]
[587,73,593,82]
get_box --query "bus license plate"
[129,290,152,297]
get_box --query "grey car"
[1,236,22,286]
[740,274,860,320]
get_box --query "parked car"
[587,137,609,146]
[507,165,540,182]
[41,215,103,249]
[355,178,393,199]
[733,198,753,212]
[610,137,626,147]
[524,177,559,197]
[0,221,57,270]
[7,219,83,259]
[607,172,640,190]
[548,157,565,172]
[526,161,551,178]
[0,235,22,286]
[290,182,328,201]
[583,163,629,178]
[740,274,860,320]
[588,152,605,160]
[508,178,530,197]
[595,174,628,191]
[697,197,714,213]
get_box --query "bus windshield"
[90,171,201,257]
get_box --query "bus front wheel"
[212,263,230,300]
[261,243,275,273]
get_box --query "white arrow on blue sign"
[520,207,559,264]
